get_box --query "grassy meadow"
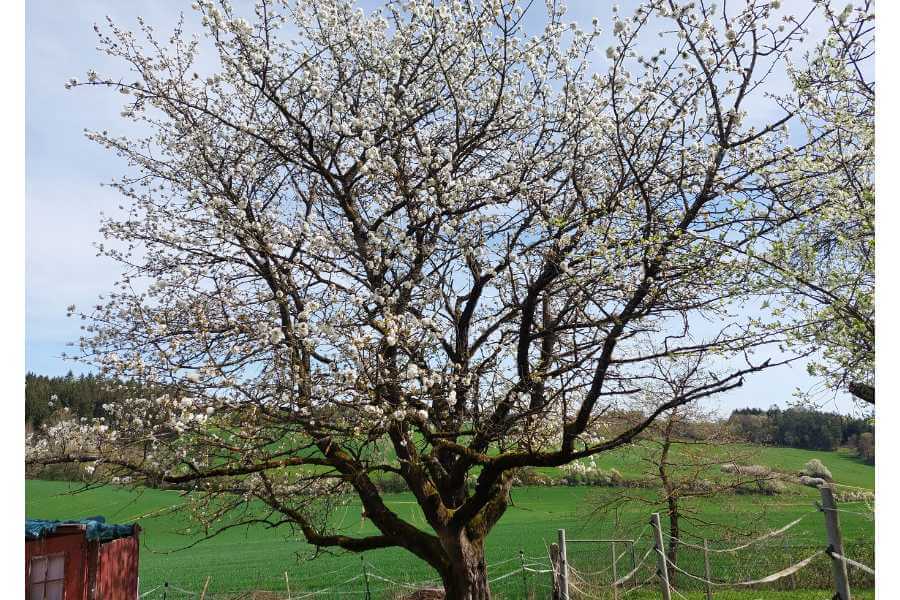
[26,444,874,598]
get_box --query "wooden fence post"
[519,549,529,598]
[550,543,561,600]
[651,513,673,600]
[630,542,637,581]
[611,540,618,600]
[558,529,570,600]
[703,539,713,600]
[821,486,852,600]
[361,556,372,600]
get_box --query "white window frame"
[29,553,66,600]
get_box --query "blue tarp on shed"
[26,516,135,542]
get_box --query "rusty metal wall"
[95,534,140,600]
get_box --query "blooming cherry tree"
[29,0,842,596]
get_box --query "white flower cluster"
[32,0,864,541]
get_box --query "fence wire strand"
[828,550,876,576]
[661,514,808,554]
[133,494,874,600]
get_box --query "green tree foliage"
[855,432,874,464]
[727,407,872,451]
[25,372,158,428]
[726,410,775,444]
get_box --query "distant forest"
[727,406,874,463]
[25,372,874,464]
[25,372,158,430]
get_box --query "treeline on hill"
[27,372,169,481]
[728,407,874,464]
[25,372,159,430]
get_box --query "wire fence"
[561,490,874,600]
[135,488,874,600]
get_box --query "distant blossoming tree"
[28,0,862,597]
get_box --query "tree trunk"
[666,500,680,586]
[659,420,678,586]
[440,534,491,600]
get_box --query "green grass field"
[26,445,874,598]
[538,443,875,488]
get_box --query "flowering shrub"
[736,478,786,496]
[510,468,554,487]
[799,475,827,488]
[559,461,626,487]
[802,459,833,481]
[833,488,874,503]
[721,463,772,478]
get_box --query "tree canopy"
[27,1,874,597]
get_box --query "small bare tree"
[589,356,784,585]
[27,1,852,597]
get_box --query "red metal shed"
[25,517,140,600]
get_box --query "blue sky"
[25,0,861,415]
